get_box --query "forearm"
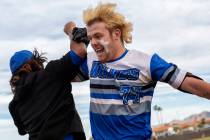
[180,77,210,99]
[70,41,87,59]
[69,51,89,82]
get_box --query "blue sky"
[1,0,210,139]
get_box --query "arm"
[64,21,89,82]
[68,51,89,82]
[45,22,88,81]
[150,54,210,100]
[180,76,210,99]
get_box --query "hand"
[64,21,76,39]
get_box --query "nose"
[90,38,98,47]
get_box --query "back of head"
[83,2,133,44]
[9,49,47,94]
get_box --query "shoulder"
[127,49,151,59]
[125,49,152,67]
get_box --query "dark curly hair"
[10,48,47,94]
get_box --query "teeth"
[96,48,103,53]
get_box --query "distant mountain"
[153,111,210,130]
[184,111,210,121]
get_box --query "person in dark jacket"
[8,23,88,140]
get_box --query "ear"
[112,28,121,40]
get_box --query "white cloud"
[0,0,88,40]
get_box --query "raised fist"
[64,21,76,38]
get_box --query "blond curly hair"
[83,3,133,44]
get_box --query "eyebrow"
[87,32,101,40]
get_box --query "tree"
[153,105,163,124]
[197,118,206,129]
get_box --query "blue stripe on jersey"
[91,93,122,99]
[142,91,153,96]
[91,91,153,99]
[150,54,173,81]
[90,112,152,140]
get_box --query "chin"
[98,59,106,63]
[97,53,110,63]
[98,57,106,63]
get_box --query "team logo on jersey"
[90,61,140,80]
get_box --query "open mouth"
[95,48,105,55]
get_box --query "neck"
[113,42,126,59]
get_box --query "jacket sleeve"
[71,57,89,82]
[44,51,88,81]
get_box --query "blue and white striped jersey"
[84,49,187,140]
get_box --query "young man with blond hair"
[64,3,210,140]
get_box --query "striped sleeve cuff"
[159,65,187,89]
[170,69,187,89]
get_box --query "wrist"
[68,51,84,65]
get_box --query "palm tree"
[153,105,163,125]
